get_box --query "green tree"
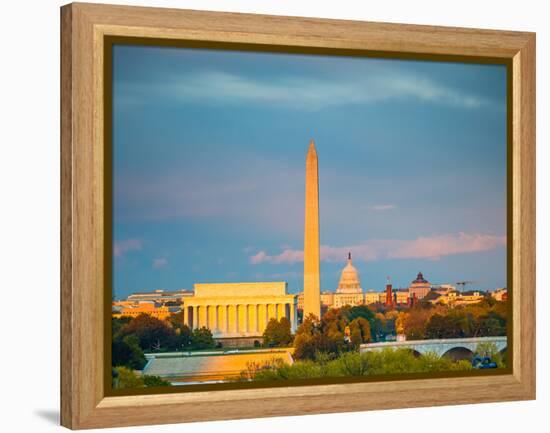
[112,367,172,389]
[239,348,473,382]
[112,366,144,389]
[426,314,461,339]
[478,311,506,336]
[120,313,176,352]
[112,316,132,339]
[168,323,193,350]
[112,334,147,369]
[372,313,387,340]
[347,305,375,322]
[142,375,171,387]
[191,327,215,349]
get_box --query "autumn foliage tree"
[262,317,293,347]
[349,317,372,347]
[400,300,507,340]
[293,308,374,360]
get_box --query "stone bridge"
[360,336,507,359]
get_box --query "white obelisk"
[303,140,321,320]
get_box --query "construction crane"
[455,281,478,292]
[431,281,479,292]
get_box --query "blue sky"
[112,44,507,299]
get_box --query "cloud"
[249,232,506,264]
[152,257,168,269]
[250,249,304,264]
[113,239,142,258]
[387,233,506,260]
[249,251,267,264]
[118,66,494,112]
[369,204,396,211]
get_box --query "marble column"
[243,304,249,334]
[290,302,296,332]
[192,305,198,329]
[234,304,239,333]
[225,305,229,333]
[279,303,286,320]
[255,304,260,333]
[212,305,218,332]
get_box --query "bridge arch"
[403,348,422,358]
[442,346,474,361]
[360,336,507,360]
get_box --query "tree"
[347,305,375,322]
[120,313,176,352]
[112,366,144,389]
[403,308,433,340]
[112,334,147,369]
[292,333,318,361]
[384,310,399,335]
[294,314,326,360]
[142,375,171,387]
[294,314,342,360]
[168,311,186,331]
[263,317,292,347]
[191,326,215,350]
[474,342,505,368]
[239,348,473,382]
[112,316,132,338]
[478,311,506,336]
[426,314,460,339]
[172,324,193,350]
[395,312,408,335]
[112,367,172,389]
[373,312,387,340]
[349,317,372,347]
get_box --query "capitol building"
[333,253,365,308]
[298,253,371,310]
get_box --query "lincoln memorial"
[182,282,298,339]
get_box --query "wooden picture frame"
[60,2,536,429]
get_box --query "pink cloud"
[250,249,304,264]
[113,239,142,258]
[387,232,506,260]
[249,232,506,264]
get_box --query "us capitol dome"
[333,253,365,307]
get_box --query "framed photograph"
[60,2,535,429]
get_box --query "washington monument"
[303,140,321,319]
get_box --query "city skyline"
[112,44,507,298]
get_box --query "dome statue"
[336,253,363,294]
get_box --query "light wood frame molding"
[60,2,536,429]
